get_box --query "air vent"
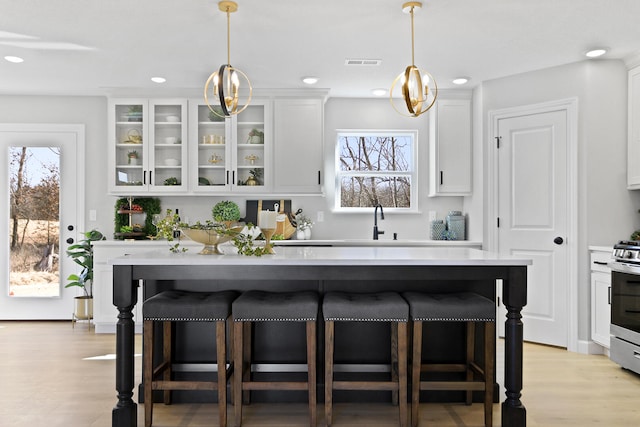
[345,58,382,66]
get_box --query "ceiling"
[1,0,640,98]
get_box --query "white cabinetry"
[428,98,472,196]
[590,247,612,349]
[188,99,271,193]
[628,66,640,189]
[108,99,188,194]
[273,97,324,193]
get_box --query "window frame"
[334,129,419,213]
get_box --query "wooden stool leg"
[306,320,317,427]
[484,322,495,427]
[410,321,422,427]
[233,321,243,427]
[216,321,227,427]
[242,321,252,404]
[143,320,154,427]
[324,320,335,427]
[162,321,172,404]
[397,321,408,427]
[465,321,475,405]
[391,322,399,405]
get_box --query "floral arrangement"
[296,214,313,231]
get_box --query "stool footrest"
[419,381,486,391]
[422,363,467,372]
[332,380,399,391]
[153,380,218,391]
[242,381,310,391]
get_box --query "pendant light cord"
[410,6,415,66]
[226,6,231,65]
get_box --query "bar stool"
[143,290,237,427]
[323,291,409,427]
[402,292,496,427]
[232,290,319,427]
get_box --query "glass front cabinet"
[188,99,270,193]
[108,99,188,194]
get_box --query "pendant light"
[204,1,252,118]
[390,2,437,117]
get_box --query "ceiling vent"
[345,58,382,66]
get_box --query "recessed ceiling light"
[585,48,607,58]
[151,77,166,83]
[302,77,318,85]
[372,88,387,96]
[4,55,24,63]
[452,77,469,85]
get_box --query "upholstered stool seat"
[402,292,496,427]
[232,290,319,427]
[143,290,237,427]
[323,291,409,427]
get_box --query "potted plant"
[245,168,262,186]
[65,229,106,322]
[127,150,139,165]
[247,128,264,144]
[212,200,241,227]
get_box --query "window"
[335,131,417,211]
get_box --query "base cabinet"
[590,247,612,349]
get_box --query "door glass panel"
[8,146,60,297]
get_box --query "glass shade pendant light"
[390,2,437,118]
[204,1,252,118]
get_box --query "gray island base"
[110,246,530,427]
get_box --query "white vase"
[304,228,311,240]
[296,229,305,240]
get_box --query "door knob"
[66,238,74,244]
[554,236,564,245]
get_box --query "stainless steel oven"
[609,241,640,374]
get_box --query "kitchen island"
[111,246,530,427]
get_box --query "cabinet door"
[234,102,270,192]
[628,67,640,189]
[109,99,147,193]
[591,270,612,348]
[273,98,323,193]
[148,100,188,192]
[428,99,472,196]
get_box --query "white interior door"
[497,110,569,347]
[0,124,84,319]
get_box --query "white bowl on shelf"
[164,136,178,144]
[164,158,179,166]
[166,115,180,122]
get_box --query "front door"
[0,124,84,319]
[494,106,572,347]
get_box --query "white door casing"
[488,99,578,351]
[0,124,85,319]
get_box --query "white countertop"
[94,238,482,248]
[109,246,531,267]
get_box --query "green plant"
[127,150,138,158]
[155,209,187,253]
[212,200,241,223]
[119,225,133,233]
[164,177,179,186]
[232,224,273,256]
[114,198,161,238]
[65,230,106,297]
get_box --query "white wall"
[479,59,640,342]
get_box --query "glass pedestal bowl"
[180,226,242,255]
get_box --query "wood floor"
[1,321,639,427]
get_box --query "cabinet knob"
[66,238,74,244]
[554,236,564,245]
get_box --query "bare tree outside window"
[336,132,416,209]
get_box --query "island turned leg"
[112,265,138,427]
[502,267,527,427]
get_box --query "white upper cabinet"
[628,66,640,189]
[428,98,472,196]
[188,99,271,193]
[273,98,324,194]
[108,98,188,194]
